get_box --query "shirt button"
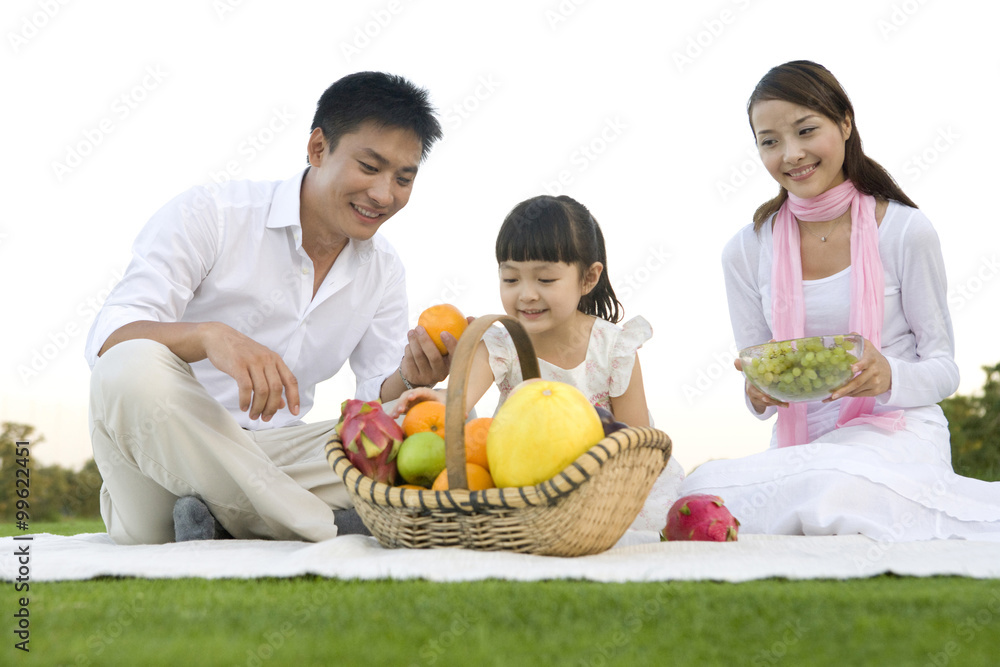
[301,267,310,275]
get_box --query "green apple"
[396,432,447,487]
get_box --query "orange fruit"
[396,484,426,490]
[402,400,446,437]
[432,463,495,491]
[418,304,468,355]
[463,417,492,471]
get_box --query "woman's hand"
[825,334,892,402]
[734,358,788,413]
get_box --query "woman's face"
[750,99,852,199]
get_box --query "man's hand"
[399,325,458,387]
[381,316,475,403]
[99,320,299,422]
[401,315,476,387]
[200,322,299,421]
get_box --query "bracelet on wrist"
[398,368,433,391]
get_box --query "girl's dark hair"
[747,60,917,231]
[310,71,442,162]
[495,195,622,323]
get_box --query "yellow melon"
[486,380,604,488]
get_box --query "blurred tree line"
[0,364,997,521]
[942,362,1000,482]
[1,422,103,520]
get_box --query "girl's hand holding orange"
[388,387,443,419]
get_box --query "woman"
[680,60,1000,541]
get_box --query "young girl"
[680,60,1000,541]
[395,194,684,531]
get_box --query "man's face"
[305,121,424,242]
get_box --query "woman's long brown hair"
[748,60,917,232]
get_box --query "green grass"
[9,521,1000,666]
[1,517,107,538]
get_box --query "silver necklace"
[798,218,843,242]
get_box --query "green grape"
[740,335,862,402]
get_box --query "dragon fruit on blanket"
[335,399,404,485]
[661,494,740,542]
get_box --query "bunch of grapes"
[741,335,860,402]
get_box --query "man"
[85,72,451,544]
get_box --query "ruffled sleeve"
[608,316,653,396]
[481,324,521,403]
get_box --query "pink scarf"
[771,179,905,447]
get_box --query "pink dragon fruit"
[335,399,404,485]
[661,494,740,542]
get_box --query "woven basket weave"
[325,314,672,557]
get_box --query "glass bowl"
[739,334,864,403]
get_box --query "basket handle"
[444,315,540,490]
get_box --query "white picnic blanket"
[4,531,1000,582]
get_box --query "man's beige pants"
[89,339,353,544]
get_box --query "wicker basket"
[325,314,672,557]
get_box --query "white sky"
[2,0,998,473]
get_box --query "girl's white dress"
[483,316,685,532]
[680,202,1000,541]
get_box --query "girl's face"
[498,260,601,334]
[751,99,852,199]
